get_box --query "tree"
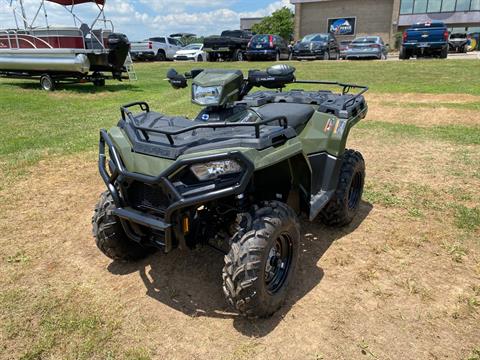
[251,7,294,41]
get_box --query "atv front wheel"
[92,192,152,261]
[222,201,300,318]
[319,149,365,227]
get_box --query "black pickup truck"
[204,30,253,61]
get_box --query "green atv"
[93,64,368,318]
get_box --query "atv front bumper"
[98,129,254,252]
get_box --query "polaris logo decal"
[335,120,347,135]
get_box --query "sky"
[0,0,293,40]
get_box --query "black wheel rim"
[348,171,362,210]
[264,233,293,294]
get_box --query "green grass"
[0,60,479,186]
[455,206,480,232]
[358,121,480,145]
[0,286,150,360]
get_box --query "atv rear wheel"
[222,201,300,318]
[319,149,365,227]
[92,192,152,261]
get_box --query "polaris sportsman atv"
[93,64,368,318]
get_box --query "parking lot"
[384,50,480,60]
[0,59,479,359]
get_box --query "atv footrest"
[112,207,171,231]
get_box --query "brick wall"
[295,0,396,44]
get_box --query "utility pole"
[19,0,28,29]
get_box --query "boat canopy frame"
[4,0,113,50]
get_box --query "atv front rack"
[98,129,254,252]
[120,102,288,146]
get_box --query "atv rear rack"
[292,80,369,110]
[120,102,288,146]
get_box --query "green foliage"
[251,7,294,41]
[180,36,204,46]
[358,121,480,146]
[394,32,403,50]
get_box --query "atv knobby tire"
[222,201,300,318]
[319,149,365,227]
[92,192,152,261]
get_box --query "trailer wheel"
[40,74,55,91]
[93,78,106,87]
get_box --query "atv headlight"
[192,85,223,106]
[190,160,242,181]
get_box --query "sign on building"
[328,17,357,36]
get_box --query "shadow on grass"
[3,80,141,93]
[107,201,373,337]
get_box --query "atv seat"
[256,103,315,134]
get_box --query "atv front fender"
[98,129,254,252]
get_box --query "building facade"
[240,17,264,31]
[291,0,480,44]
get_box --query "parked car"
[130,36,184,61]
[174,43,207,62]
[204,30,252,61]
[449,33,468,53]
[399,22,449,60]
[345,36,388,60]
[246,34,291,61]
[468,32,479,51]
[339,40,352,59]
[292,33,339,60]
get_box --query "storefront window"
[470,0,480,10]
[441,0,456,11]
[427,0,442,12]
[456,0,471,10]
[414,0,428,12]
[400,0,414,14]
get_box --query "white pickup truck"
[130,36,184,61]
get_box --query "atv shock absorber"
[236,193,248,211]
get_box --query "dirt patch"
[364,93,480,126]
[365,93,480,126]
[0,140,479,359]
[366,106,479,126]
[367,92,480,104]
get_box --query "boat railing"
[0,27,110,51]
